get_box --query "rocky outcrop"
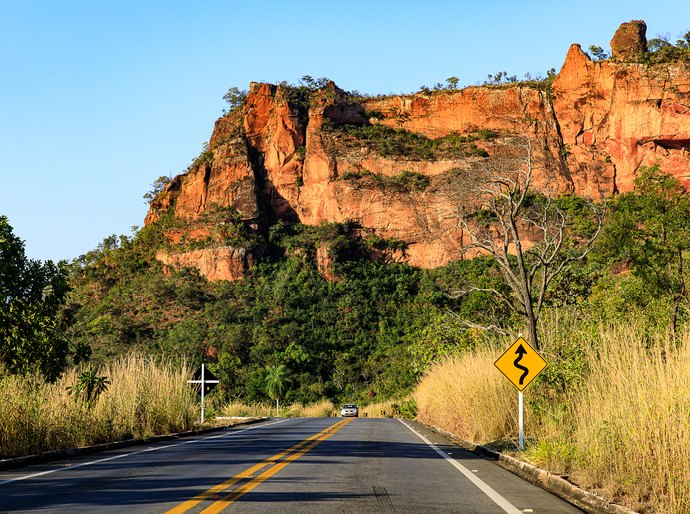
[145,21,690,281]
[156,246,252,282]
[610,20,647,60]
[144,109,260,226]
[552,43,690,193]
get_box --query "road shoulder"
[414,420,637,514]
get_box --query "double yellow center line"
[166,418,353,514]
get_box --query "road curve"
[0,417,583,513]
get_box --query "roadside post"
[187,364,220,424]
[494,336,548,451]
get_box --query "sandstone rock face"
[243,82,305,223]
[610,20,647,60]
[146,22,690,281]
[144,109,259,226]
[553,43,690,193]
[156,246,252,282]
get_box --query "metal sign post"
[518,391,524,450]
[187,364,219,424]
[494,337,548,451]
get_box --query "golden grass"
[220,400,336,418]
[565,326,690,513]
[415,347,517,444]
[220,402,274,418]
[414,320,690,513]
[359,399,398,418]
[359,398,418,418]
[0,354,197,459]
[292,400,336,418]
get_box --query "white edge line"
[0,418,288,486]
[399,419,523,514]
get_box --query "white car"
[340,404,359,417]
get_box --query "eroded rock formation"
[610,20,647,60]
[146,21,690,281]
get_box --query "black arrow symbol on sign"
[514,344,529,385]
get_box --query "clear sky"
[2,0,689,262]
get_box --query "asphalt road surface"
[0,417,583,513]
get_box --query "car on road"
[340,404,359,417]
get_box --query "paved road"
[0,418,583,513]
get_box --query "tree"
[453,137,603,350]
[602,165,690,335]
[587,45,610,61]
[264,364,290,416]
[222,87,248,111]
[446,76,460,90]
[678,30,690,49]
[143,175,172,204]
[0,216,83,380]
[299,75,331,90]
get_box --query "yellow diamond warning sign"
[494,337,548,391]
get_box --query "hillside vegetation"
[62,218,500,405]
[415,317,690,513]
[26,164,690,512]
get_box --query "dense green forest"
[62,218,510,405]
[4,29,690,404]
[3,164,685,409]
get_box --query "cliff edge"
[145,21,690,281]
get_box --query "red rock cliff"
[146,22,690,281]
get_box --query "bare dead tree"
[454,136,604,350]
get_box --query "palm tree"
[265,365,290,416]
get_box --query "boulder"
[610,20,647,60]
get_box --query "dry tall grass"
[414,320,690,513]
[359,399,398,418]
[0,354,197,459]
[415,347,518,444]
[220,400,335,418]
[565,327,690,513]
[221,402,274,418]
[290,400,335,418]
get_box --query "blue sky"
[2,0,689,262]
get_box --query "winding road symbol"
[513,344,529,385]
[494,337,548,391]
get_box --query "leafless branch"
[446,310,514,338]
[446,133,604,349]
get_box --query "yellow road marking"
[166,418,352,514]
[199,418,353,514]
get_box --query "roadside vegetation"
[413,165,690,513]
[415,316,690,513]
[0,354,197,459]
[220,400,335,419]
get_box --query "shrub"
[340,169,430,193]
[322,122,492,161]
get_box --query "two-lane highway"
[0,418,583,513]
